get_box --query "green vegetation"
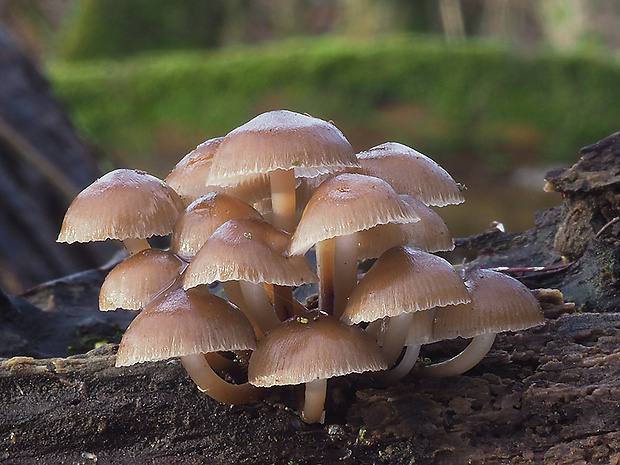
[48,35,620,174]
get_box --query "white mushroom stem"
[416,332,497,379]
[316,238,336,314]
[181,353,262,405]
[222,281,265,339]
[375,313,414,366]
[333,233,359,319]
[238,280,281,335]
[122,237,150,255]
[301,378,328,424]
[380,343,421,384]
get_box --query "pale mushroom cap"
[183,217,318,289]
[432,269,544,340]
[99,248,186,311]
[356,195,454,260]
[357,142,465,207]
[116,286,256,367]
[342,246,470,325]
[207,110,358,186]
[58,169,184,244]
[248,310,387,387]
[288,173,420,256]
[170,191,263,260]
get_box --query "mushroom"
[99,248,186,311]
[248,310,387,423]
[288,173,420,318]
[341,246,470,368]
[416,268,544,378]
[116,285,261,404]
[356,142,465,207]
[183,217,317,336]
[57,169,184,255]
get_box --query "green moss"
[47,35,620,172]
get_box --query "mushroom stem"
[122,237,151,255]
[269,168,297,318]
[222,281,264,339]
[380,343,421,383]
[238,280,281,335]
[316,238,336,315]
[376,313,414,366]
[333,232,359,319]
[416,332,497,379]
[180,353,262,404]
[301,378,328,424]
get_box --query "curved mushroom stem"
[301,378,328,424]
[376,313,414,366]
[122,237,150,255]
[222,281,264,339]
[180,353,262,405]
[416,332,497,379]
[379,344,421,383]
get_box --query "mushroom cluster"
[58,110,544,423]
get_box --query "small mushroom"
[183,217,316,336]
[116,286,261,404]
[288,173,419,317]
[99,248,186,311]
[57,169,184,255]
[248,310,387,423]
[417,268,544,378]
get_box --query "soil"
[2,133,620,464]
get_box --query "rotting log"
[2,133,620,464]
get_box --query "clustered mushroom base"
[58,110,544,423]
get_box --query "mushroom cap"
[356,195,454,260]
[183,217,318,289]
[341,246,470,325]
[432,268,544,340]
[288,173,420,256]
[207,110,358,186]
[248,310,387,387]
[99,248,186,311]
[116,286,256,367]
[357,142,464,207]
[165,137,270,207]
[170,191,263,260]
[58,169,184,244]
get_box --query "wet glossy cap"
[288,173,420,256]
[207,110,358,186]
[342,246,470,325]
[116,286,256,367]
[248,310,387,387]
[58,169,184,244]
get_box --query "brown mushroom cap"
[248,310,387,387]
[342,246,470,325]
[183,217,317,289]
[432,268,544,340]
[116,286,256,367]
[206,110,358,186]
[356,194,454,260]
[170,192,263,260]
[288,173,420,256]
[58,169,184,244]
[99,248,186,311]
[356,142,464,207]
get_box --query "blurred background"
[1,0,619,293]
